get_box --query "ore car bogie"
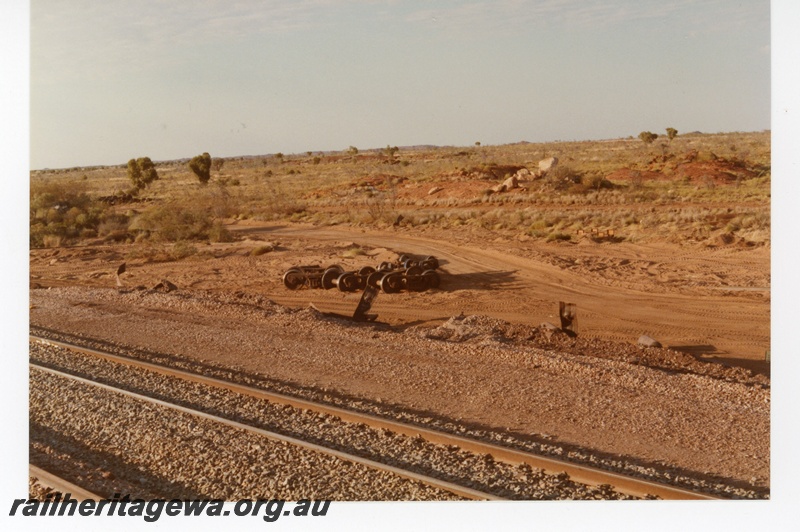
[282,254,441,294]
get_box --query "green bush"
[30,181,106,248]
[189,152,212,184]
[127,157,159,191]
[130,202,215,242]
[639,131,658,144]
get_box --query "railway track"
[29,464,102,501]
[31,363,497,501]
[30,335,718,500]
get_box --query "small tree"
[347,146,358,156]
[212,157,225,173]
[127,157,159,191]
[189,152,212,184]
[638,131,658,145]
[666,127,678,142]
[384,145,399,163]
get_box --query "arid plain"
[29,131,770,499]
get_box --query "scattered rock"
[502,175,519,190]
[488,175,520,194]
[539,322,566,340]
[152,279,178,292]
[538,157,559,174]
[514,168,532,180]
[637,335,662,348]
[428,186,443,195]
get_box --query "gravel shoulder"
[29,285,770,493]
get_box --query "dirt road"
[30,221,770,371]
[242,223,770,366]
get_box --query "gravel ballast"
[29,286,770,498]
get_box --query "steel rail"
[31,335,720,500]
[30,363,503,501]
[29,464,103,501]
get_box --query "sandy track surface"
[257,224,770,362]
[31,221,770,367]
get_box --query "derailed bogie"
[379,272,404,294]
[282,268,305,290]
[282,254,441,293]
[321,265,344,289]
[335,271,364,292]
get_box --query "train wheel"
[421,256,439,270]
[405,265,422,277]
[336,272,359,292]
[358,266,376,276]
[282,268,305,290]
[379,272,403,294]
[367,271,385,289]
[321,267,341,289]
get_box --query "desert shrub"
[129,184,241,243]
[130,202,215,242]
[363,190,397,224]
[218,176,237,186]
[258,182,307,219]
[199,183,236,219]
[189,152,212,184]
[639,131,658,144]
[127,157,159,191]
[170,241,197,259]
[341,246,366,258]
[30,181,106,248]
[250,245,274,256]
[208,221,234,243]
[582,172,612,191]
[97,213,132,242]
[546,165,582,190]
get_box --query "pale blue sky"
[31,0,770,169]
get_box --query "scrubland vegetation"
[30,131,770,253]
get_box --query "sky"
[28,0,771,169]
